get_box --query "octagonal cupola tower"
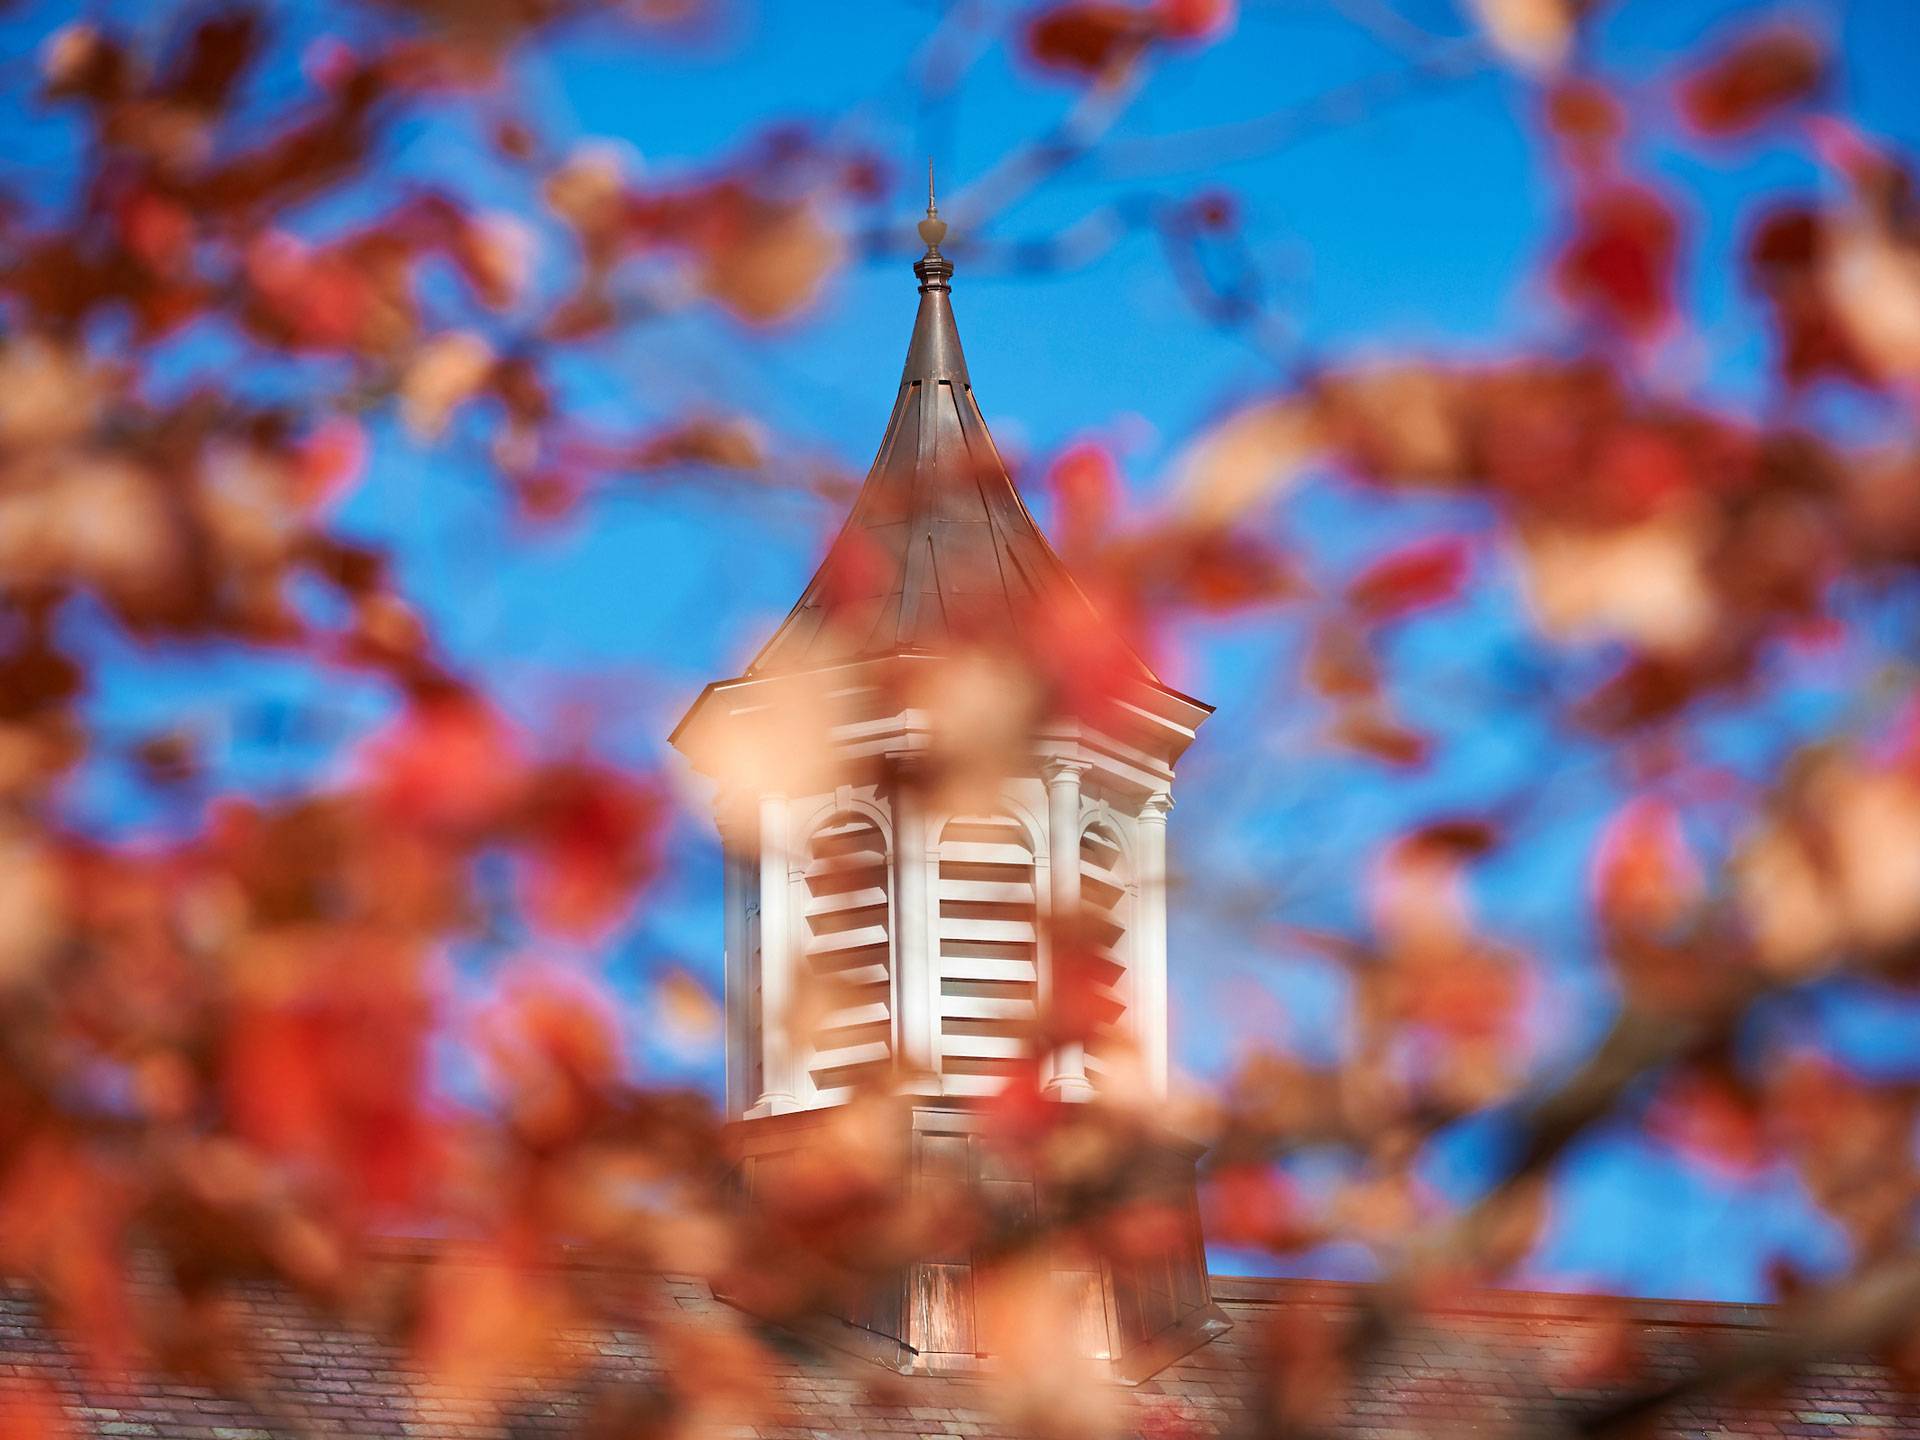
[671,189,1224,1380]
[673,190,1210,1121]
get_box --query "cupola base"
[721,1097,1230,1384]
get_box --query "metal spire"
[906,162,961,378]
[727,157,1161,688]
[917,158,948,256]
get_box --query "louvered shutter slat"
[802,815,893,1097]
[936,815,1039,1093]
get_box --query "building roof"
[744,205,1156,685]
[3,1266,1915,1439]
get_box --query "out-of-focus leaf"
[400,331,495,440]
[1469,0,1584,72]
[1552,183,1681,337]
[1591,795,1702,935]
[1173,398,1317,526]
[1679,26,1826,138]
[693,193,844,325]
[1155,0,1236,42]
[1517,509,1716,654]
[1346,536,1472,622]
[1023,3,1154,79]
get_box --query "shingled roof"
[3,1266,1915,1439]
[744,201,1155,684]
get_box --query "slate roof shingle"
[3,1269,1915,1439]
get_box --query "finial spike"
[916,158,950,257]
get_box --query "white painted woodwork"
[801,813,894,1103]
[680,660,1202,1119]
[721,819,752,1118]
[753,792,799,1115]
[1136,792,1171,1094]
[1078,822,1132,1085]
[1043,759,1094,1100]
[892,779,935,1082]
[936,815,1040,1098]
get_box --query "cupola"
[670,180,1224,1382]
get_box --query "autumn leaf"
[1024,3,1155,79]
[1552,183,1681,337]
[1329,705,1431,769]
[1047,441,1121,555]
[400,331,496,440]
[294,415,368,510]
[1545,78,1625,164]
[1591,795,1702,935]
[1470,0,1583,72]
[1155,0,1236,43]
[517,762,663,940]
[653,968,722,1054]
[360,691,528,832]
[1173,398,1318,525]
[1649,1064,1766,1178]
[1346,536,1472,621]
[694,193,844,325]
[1679,26,1826,138]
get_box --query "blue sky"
[6,0,1919,1300]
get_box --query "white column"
[753,792,799,1115]
[720,806,752,1119]
[892,763,936,1086]
[1137,791,1172,1098]
[1043,757,1093,1101]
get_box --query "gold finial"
[917,158,948,250]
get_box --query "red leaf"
[815,525,892,617]
[1591,795,1701,933]
[1024,3,1153,77]
[1204,1164,1304,1249]
[1159,528,1299,613]
[1649,1066,1766,1177]
[1047,441,1120,554]
[361,693,527,833]
[1545,78,1625,153]
[1746,204,1876,387]
[518,763,663,940]
[1552,184,1680,337]
[1304,619,1379,702]
[295,415,367,510]
[487,978,623,1146]
[1329,706,1430,768]
[1346,536,1472,621]
[1680,27,1825,138]
[1155,0,1236,42]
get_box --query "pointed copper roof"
[746,197,1156,682]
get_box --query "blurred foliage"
[0,1,1916,1437]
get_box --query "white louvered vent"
[1078,823,1131,1086]
[802,814,893,1102]
[936,815,1039,1096]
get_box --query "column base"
[745,1093,803,1119]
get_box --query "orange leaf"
[1346,536,1472,621]
[1680,26,1825,138]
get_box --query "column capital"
[1040,755,1093,784]
[1139,790,1174,822]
